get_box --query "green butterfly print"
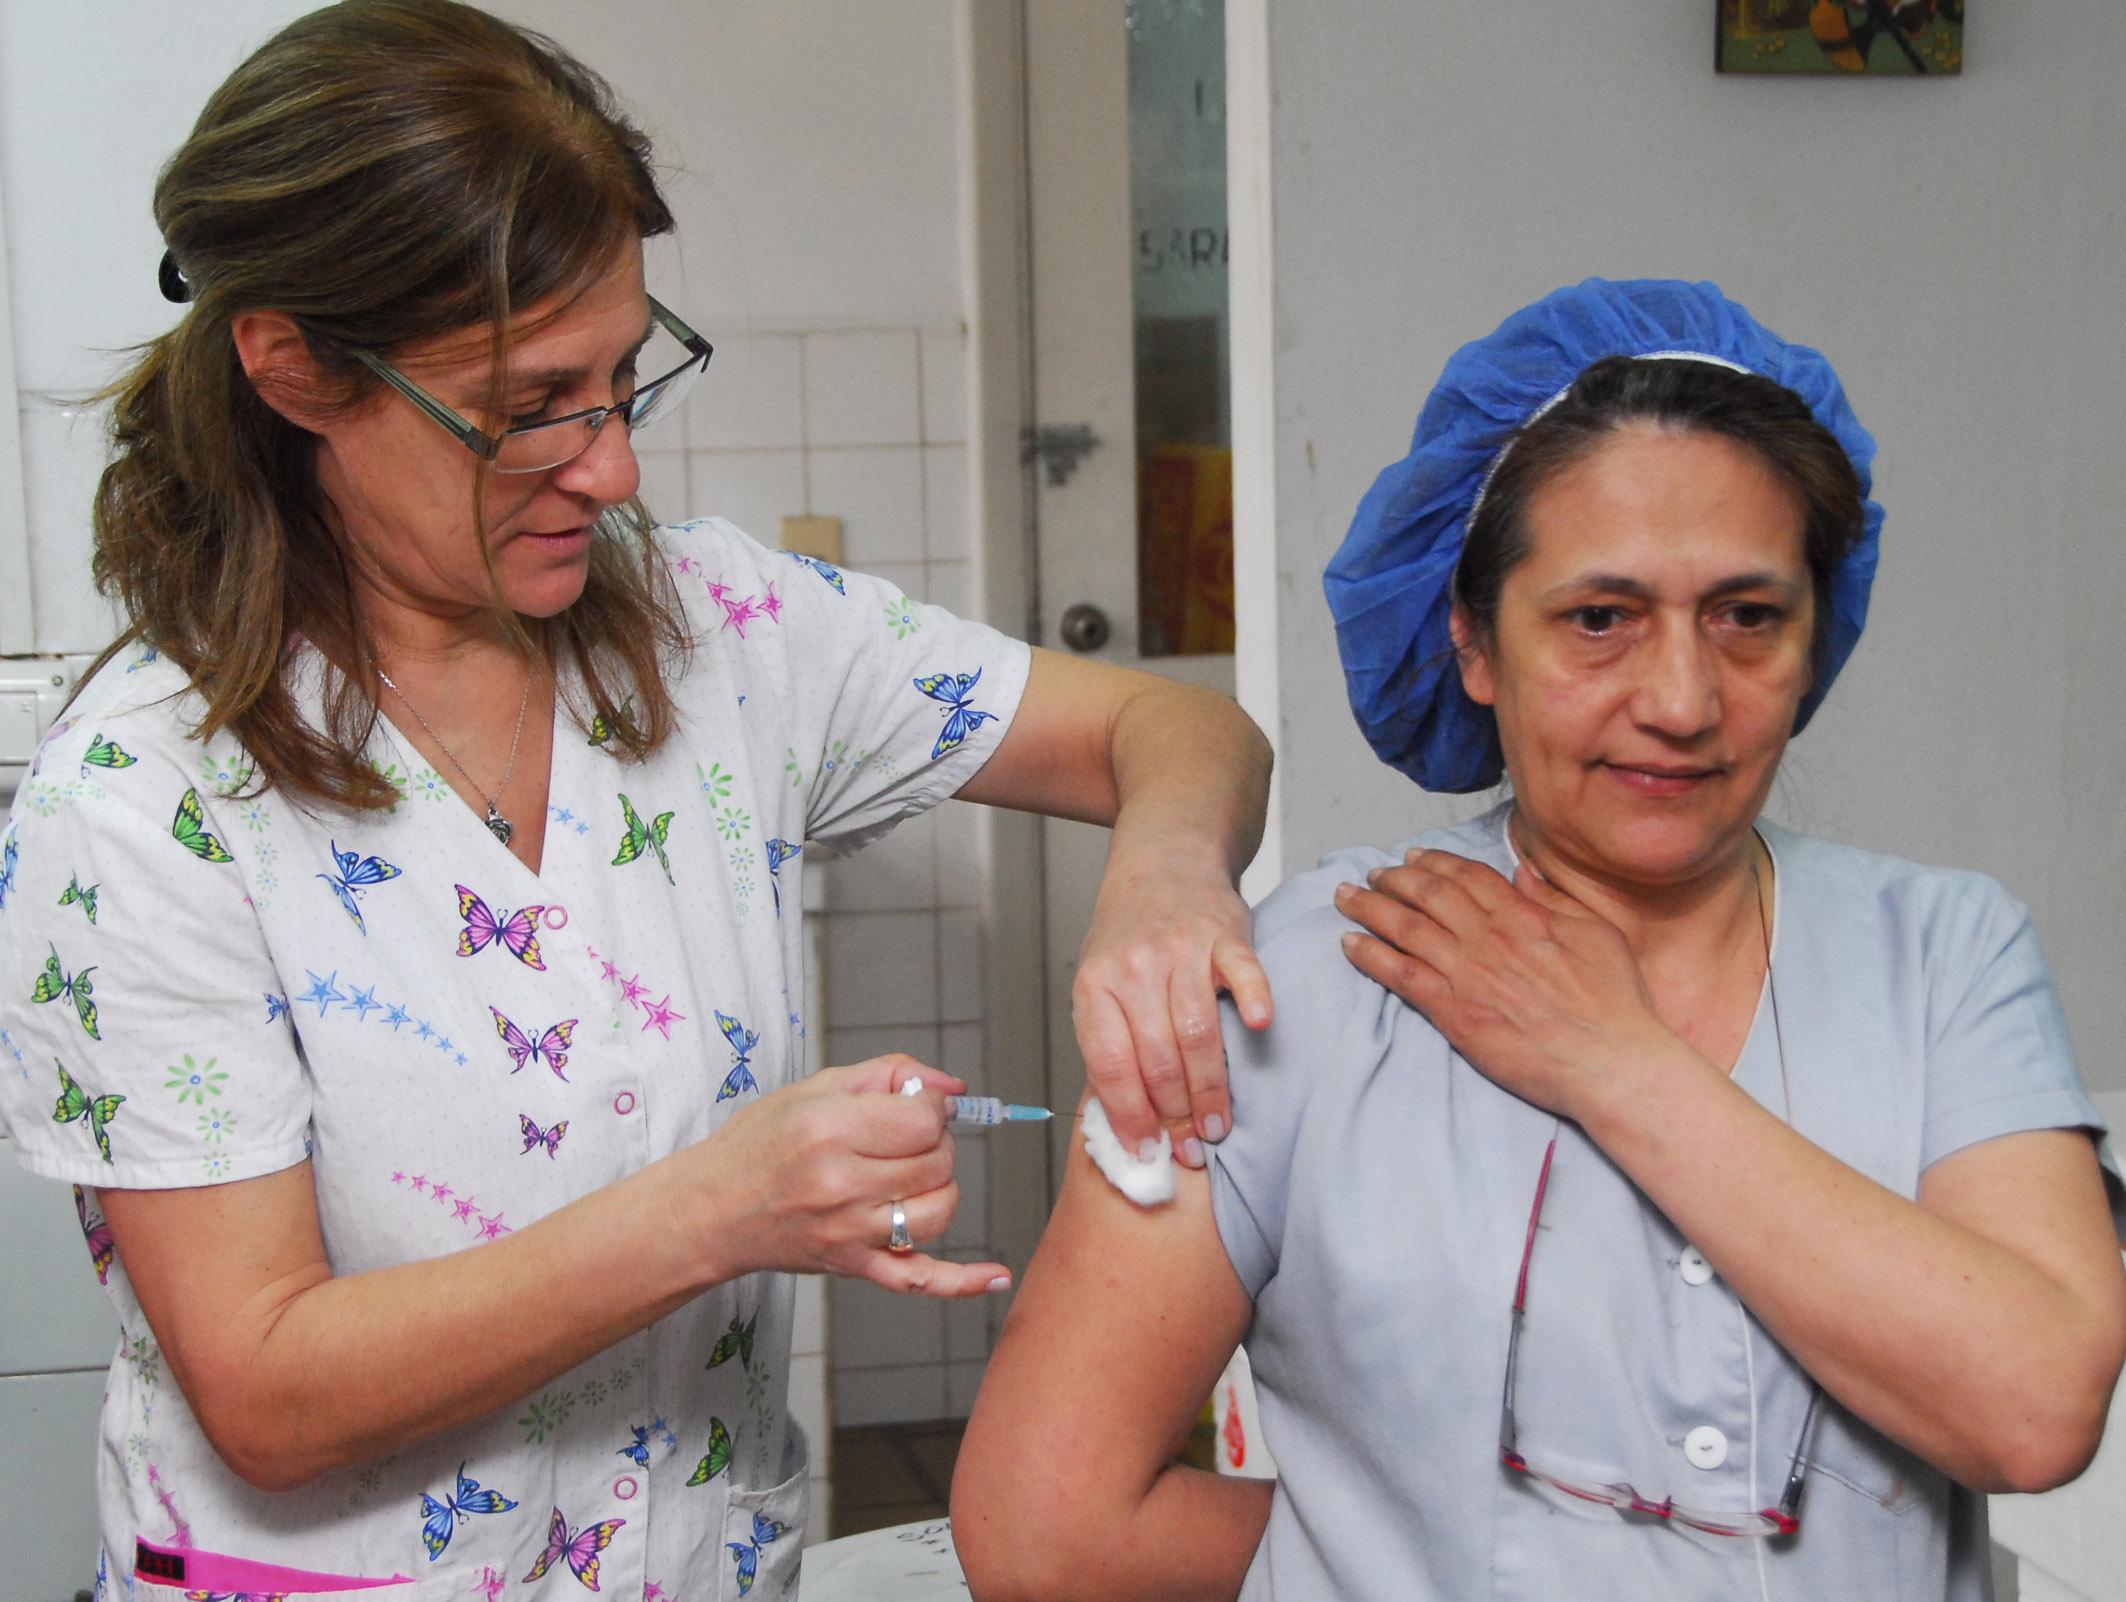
[52,1061,124,1164]
[58,875,99,924]
[706,1311,756,1373]
[611,793,675,885]
[587,697,636,747]
[171,788,234,863]
[82,733,138,771]
[32,944,100,1039]
[686,1417,734,1485]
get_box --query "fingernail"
[1181,1136,1206,1168]
[1334,881,1355,901]
[1365,868,1383,886]
[987,1276,1012,1294]
[1341,932,1360,950]
[1136,1137,1160,1163]
[1203,1113,1227,1142]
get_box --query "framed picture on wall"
[1716,0,1963,75]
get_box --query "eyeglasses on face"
[355,295,712,474]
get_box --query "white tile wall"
[802,331,921,448]
[810,447,926,567]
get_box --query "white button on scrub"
[1684,1425,1730,1470]
[1678,1245,1715,1286]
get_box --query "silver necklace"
[377,665,534,847]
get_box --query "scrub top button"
[1684,1425,1729,1470]
[1678,1245,1714,1286]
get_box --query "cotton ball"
[1079,1097,1177,1207]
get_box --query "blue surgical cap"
[1324,278,1884,793]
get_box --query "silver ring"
[887,1201,914,1254]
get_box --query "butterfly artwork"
[52,1062,124,1164]
[182,1590,290,1601]
[912,669,998,760]
[74,1184,115,1284]
[420,1462,520,1562]
[264,993,290,1025]
[522,1506,625,1593]
[455,886,547,970]
[713,1011,759,1103]
[616,1425,653,1468]
[317,841,403,935]
[784,550,847,595]
[726,1510,786,1597]
[706,1310,757,1374]
[764,839,801,916]
[586,698,636,748]
[0,828,20,913]
[686,1417,734,1486]
[81,733,138,772]
[610,794,675,886]
[518,1114,569,1158]
[491,1007,576,1080]
[33,944,101,1039]
[171,788,235,864]
[57,875,100,924]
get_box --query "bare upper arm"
[1919,1128,2126,1350]
[99,1162,333,1444]
[957,1100,1254,1535]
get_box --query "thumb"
[1514,860,1586,916]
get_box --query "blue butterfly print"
[420,1461,519,1561]
[727,1510,786,1596]
[617,1424,653,1468]
[784,550,847,594]
[913,668,998,760]
[714,1010,760,1102]
[765,838,801,915]
[317,840,404,935]
[0,826,18,913]
[264,992,290,1024]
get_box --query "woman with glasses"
[954,279,2126,1602]
[0,4,1274,1598]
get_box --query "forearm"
[1105,678,1271,882]
[1577,1046,2126,1490]
[159,1157,719,1489]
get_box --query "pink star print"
[600,958,620,984]
[719,593,762,638]
[430,1183,453,1206]
[641,994,686,1040]
[478,1214,511,1241]
[758,579,783,622]
[389,1171,406,1185]
[453,1196,481,1221]
[410,1175,429,1194]
[474,1565,508,1601]
[643,1584,672,1602]
[674,556,700,576]
[706,578,732,604]
[618,973,649,1008]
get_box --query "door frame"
[958,0,1053,1274]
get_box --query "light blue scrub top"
[1210,803,2124,1602]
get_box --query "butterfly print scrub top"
[0,519,1030,1601]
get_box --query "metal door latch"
[1021,424,1101,486]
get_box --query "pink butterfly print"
[456,885,547,970]
[74,1184,115,1285]
[519,1114,569,1158]
[718,592,763,638]
[524,1506,626,1592]
[490,1007,577,1079]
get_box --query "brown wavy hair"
[87,0,691,810]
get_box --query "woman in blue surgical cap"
[954,279,2126,1602]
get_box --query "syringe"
[898,1077,1052,1125]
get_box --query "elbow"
[952,1427,1095,1602]
[189,1370,328,1494]
[1983,1324,2126,1495]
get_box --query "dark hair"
[89,0,688,809]
[1454,356,1865,678]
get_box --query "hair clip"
[157,249,191,305]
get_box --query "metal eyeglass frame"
[354,295,712,473]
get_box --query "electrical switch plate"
[0,660,79,797]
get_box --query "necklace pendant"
[485,805,515,847]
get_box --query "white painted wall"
[1232,1,2126,1100]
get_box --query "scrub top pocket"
[717,1421,809,1601]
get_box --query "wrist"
[645,1145,744,1294]
[1567,1027,1704,1143]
